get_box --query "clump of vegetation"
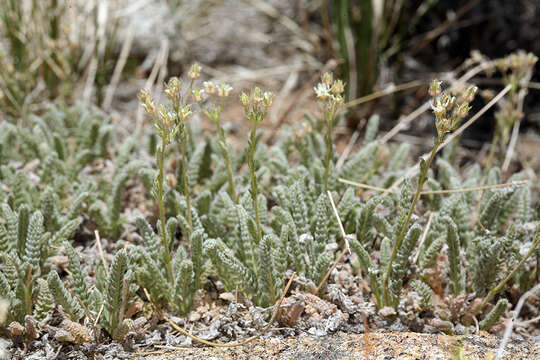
[0,52,539,351]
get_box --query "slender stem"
[157,138,174,282]
[248,124,262,242]
[180,127,193,236]
[323,107,335,192]
[217,124,238,203]
[383,138,441,306]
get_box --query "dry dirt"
[135,331,540,360]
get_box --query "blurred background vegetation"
[1,0,539,145]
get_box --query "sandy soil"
[135,331,540,360]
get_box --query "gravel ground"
[135,331,540,360]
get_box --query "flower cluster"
[240,87,273,124]
[429,80,477,139]
[313,72,345,108]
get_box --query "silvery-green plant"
[0,203,81,323]
[48,245,137,340]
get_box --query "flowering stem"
[323,105,336,192]
[218,124,238,203]
[382,136,442,307]
[215,99,237,203]
[248,122,262,242]
[179,126,193,237]
[157,136,174,282]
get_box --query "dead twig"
[344,80,425,109]
[103,28,134,111]
[339,178,527,196]
[94,230,108,277]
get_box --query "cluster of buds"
[188,63,201,80]
[240,87,273,124]
[496,103,524,141]
[217,84,233,98]
[201,82,233,123]
[156,103,176,128]
[164,77,181,100]
[192,87,204,103]
[138,89,156,114]
[203,81,217,95]
[313,72,345,109]
[496,51,538,74]
[429,79,477,139]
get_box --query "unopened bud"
[496,58,508,73]
[203,81,216,95]
[429,80,442,98]
[192,87,204,103]
[240,92,249,107]
[463,85,478,103]
[217,84,233,98]
[262,91,273,107]
[332,94,344,106]
[321,72,333,86]
[179,105,193,121]
[165,77,181,99]
[526,53,538,67]
[455,103,471,118]
[138,89,151,104]
[188,63,201,79]
[331,79,345,95]
[157,104,173,127]
[252,87,263,104]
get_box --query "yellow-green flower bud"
[252,87,263,104]
[332,94,344,106]
[165,77,181,100]
[463,85,478,103]
[192,87,204,103]
[138,89,151,104]
[429,80,442,98]
[262,91,273,107]
[218,84,233,98]
[203,81,217,95]
[240,92,249,107]
[188,63,201,79]
[330,79,345,95]
[157,104,172,127]
[321,72,333,86]
[526,53,538,67]
[455,103,471,118]
[179,105,193,121]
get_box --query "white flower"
[430,95,452,116]
[217,84,233,97]
[262,91,273,107]
[314,83,330,99]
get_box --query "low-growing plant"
[48,244,137,340]
[1,56,539,348]
[0,203,81,323]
